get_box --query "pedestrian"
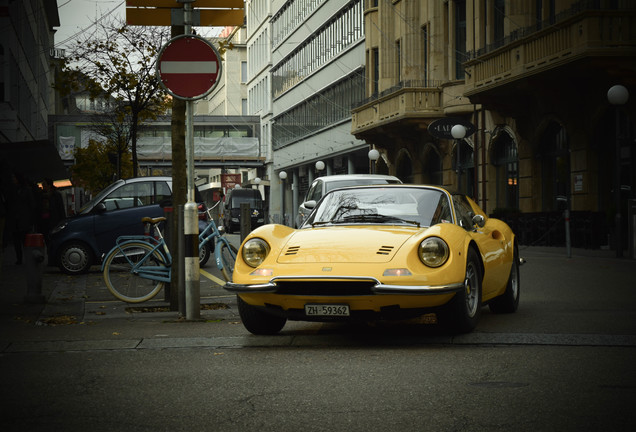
[40,178,66,240]
[7,172,36,265]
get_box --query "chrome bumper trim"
[224,276,465,296]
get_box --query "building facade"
[0,0,66,181]
[351,0,636,255]
[247,0,369,225]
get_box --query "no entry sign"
[157,34,222,100]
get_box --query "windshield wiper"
[338,214,421,227]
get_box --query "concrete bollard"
[24,233,46,303]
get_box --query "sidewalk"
[0,245,240,342]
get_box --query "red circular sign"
[157,34,222,100]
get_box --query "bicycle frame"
[198,205,234,273]
[112,236,172,283]
[103,202,234,285]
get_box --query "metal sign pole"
[182,0,200,320]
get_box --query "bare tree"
[59,17,171,177]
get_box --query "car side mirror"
[304,200,317,210]
[472,214,486,228]
[95,202,107,213]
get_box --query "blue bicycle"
[101,203,237,303]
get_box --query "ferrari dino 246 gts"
[225,185,520,335]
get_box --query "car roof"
[313,174,401,183]
[120,176,173,183]
[326,183,453,194]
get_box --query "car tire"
[489,244,520,314]
[237,296,286,335]
[58,241,93,275]
[441,247,482,334]
[199,243,211,267]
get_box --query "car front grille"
[274,280,376,296]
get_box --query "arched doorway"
[422,143,442,185]
[452,139,474,197]
[396,149,413,183]
[491,129,519,210]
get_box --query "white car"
[296,174,402,227]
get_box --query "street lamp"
[315,160,325,172]
[451,124,467,190]
[368,148,380,174]
[279,171,287,225]
[607,84,629,258]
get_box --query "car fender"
[233,223,295,275]
[47,216,101,265]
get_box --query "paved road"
[1,244,636,431]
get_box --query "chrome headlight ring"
[242,238,271,268]
[418,237,449,268]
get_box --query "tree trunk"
[170,24,186,312]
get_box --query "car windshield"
[305,187,453,228]
[77,181,125,214]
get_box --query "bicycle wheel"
[219,242,238,282]
[103,241,168,303]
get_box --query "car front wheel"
[441,247,482,333]
[489,244,520,313]
[237,296,286,335]
[58,241,93,275]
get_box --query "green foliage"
[71,139,133,194]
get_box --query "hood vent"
[285,245,301,255]
[377,245,394,255]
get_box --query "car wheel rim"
[62,247,87,272]
[465,263,479,317]
[510,263,519,299]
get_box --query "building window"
[241,61,247,83]
[494,0,505,45]
[372,47,379,96]
[272,70,365,149]
[271,0,364,98]
[540,121,569,211]
[395,39,401,83]
[455,0,467,80]
[492,130,519,210]
[421,25,429,85]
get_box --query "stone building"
[351,0,636,254]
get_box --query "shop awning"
[0,140,68,182]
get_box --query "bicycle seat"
[141,216,167,225]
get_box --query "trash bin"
[24,233,46,303]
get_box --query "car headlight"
[50,222,67,235]
[418,237,449,268]
[242,238,270,268]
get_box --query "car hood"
[277,226,418,264]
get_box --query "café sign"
[427,118,476,140]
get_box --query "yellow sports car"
[225,185,520,335]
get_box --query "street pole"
[183,0,200,319]
[607,84,629,258]
[451,125,467,192]
[279,171,287,225]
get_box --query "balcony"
[351,80,443,138]
[464,7,636,101]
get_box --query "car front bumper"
[224,276,465,296]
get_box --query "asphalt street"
[1,240,635,350]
